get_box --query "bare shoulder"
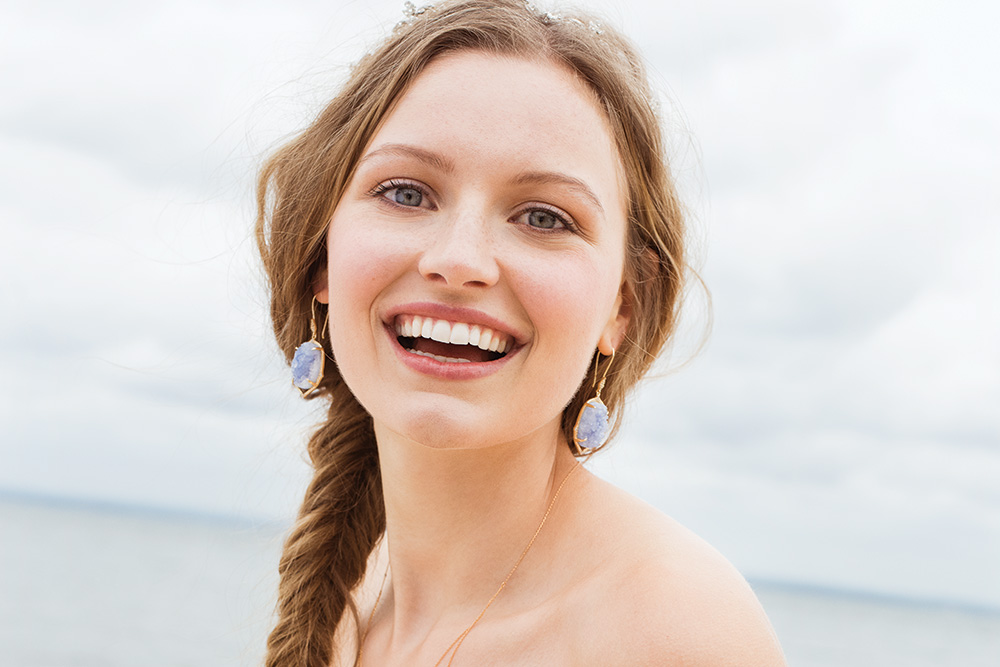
[563,472,787,666]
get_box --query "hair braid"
[265,383,384,667]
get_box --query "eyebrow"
[511,171,605,215]
[357,143,456,173]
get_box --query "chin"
[393,408,498,450]
[376,400,549,452]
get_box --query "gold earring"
[573,348,614,455]
[291,296,326,397]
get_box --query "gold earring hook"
[594,348,615,399]
[309,295,319,339]
[309,295,330,342]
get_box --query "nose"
[417,211,500,288]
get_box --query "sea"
[2,497,998,667]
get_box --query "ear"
[598,280,633,356]
[313,266,330,304]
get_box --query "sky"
[2,0,998,609]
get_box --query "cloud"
[584,0,1000,607]
[0,0,996,608]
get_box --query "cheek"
[510,248,623,391]
[515,247,622,333]
[325,214,407,308]
[323,216,406,361]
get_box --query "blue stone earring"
[291,296,326,397]
[573,349,614,455]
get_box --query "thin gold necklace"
[358,461,582,667]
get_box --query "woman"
[256,1,786,665]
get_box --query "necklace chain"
[358,461,582,667]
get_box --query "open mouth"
[393,315,513,364]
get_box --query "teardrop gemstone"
[574,397,610,450]
[291,340,324,392]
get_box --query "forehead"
[366,50,627,218]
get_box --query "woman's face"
[317,51,630,449]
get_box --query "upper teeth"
[394,315,512,354]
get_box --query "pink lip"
[383,301,525,380]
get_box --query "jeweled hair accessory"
[524,1,603,33]
[395,0,435,30]
[291,296,327,397]
[402,0,432,18]
[573,348,614,455]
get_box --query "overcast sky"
[2,0,997,609]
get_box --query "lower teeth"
[408,349,472,363]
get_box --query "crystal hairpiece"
[525,3,603,34]
[402,1,432,18]
[566,16,605,35]
[398,1,604,35]
[394,1,435,32]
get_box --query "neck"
[373,419,578,636]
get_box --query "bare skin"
[320,51,786,666]
[343,448,785,666]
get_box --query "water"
[2,498,997,666]
[0,498,280,667]
[758,585,999,666]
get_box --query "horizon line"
[2,486,998,616]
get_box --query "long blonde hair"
[255,1,687,664]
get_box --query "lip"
[383,301,525,380]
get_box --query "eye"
[389,186,423,207]
[527,209,562,229]
[368,180,432,209]
[513,205,575,232]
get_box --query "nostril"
[417,237,500,287]
[419,269,495,288]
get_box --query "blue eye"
[390,186,423,207]
[526,209,564,229]
[369,180,431,208]
[514,205,574,232]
